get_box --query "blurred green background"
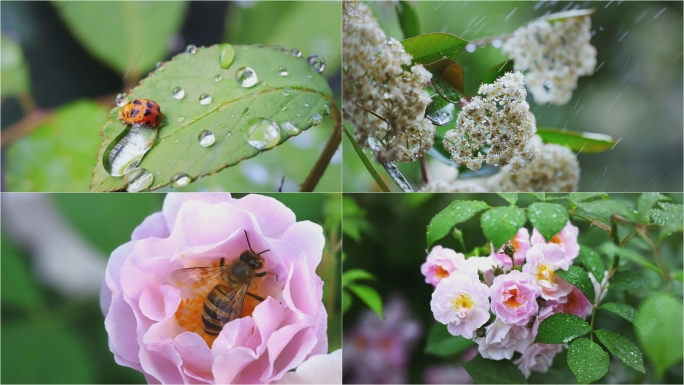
[343,1,683,192]
[1,1,341,192]
[1,192,341,383]
[343,193,683,384]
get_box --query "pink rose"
[474,318,533,360]
[557,286,593,319]
[101,193,330,384]
[531,221,579,263]
[491,228,531,269]
[522,243,573,301]
[490,270,541,326]
[431,270,490,339]
[513,343,565,378]
[462,255,503,286]
[421,246,466,287]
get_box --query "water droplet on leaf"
[280,121,301,135]
[214,74,222,82]
[278,66,288,76]
[185,44,197,54]
[198,130,216,147]
[199,94,213,105]
[124,168,153,192]
[171,173,192,187]
[244,118,281,150]
[172,87,185,100]
[115,93,127,107]
[290,48,302,58]
[156,61,165,71]
[219,43,236,69]
[107,126,158,177]
[235,67,258,87]
[307,55,325,73]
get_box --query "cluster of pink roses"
[422,222,602,378]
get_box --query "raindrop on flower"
[243,118,281,150]
[235,67,258,87]
[307,55,325,73]
[124,168,154,192]
[171,173,192,188]
[199,94,213,105]
[278,66,288,76]
[198,130,216,147]
[171,87,185,100]
[185,44,197,54]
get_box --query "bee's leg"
[256,271,280,281]
[247,292,265,302]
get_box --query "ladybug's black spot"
[146,101,154,108]
[144,109,151,116]
[133,100,142,105]
[130,108,140,117]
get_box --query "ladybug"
[120,98,162,127]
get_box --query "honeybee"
[171,230,272,335]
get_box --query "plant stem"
[300,103,341,192]
[469,33,512,47]
[419,156,430,186]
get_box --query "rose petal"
[163,193,233,233]
[280,221,325,272]
[133,212,170,241]
[277,349,342,384]
[232,194,296,238]
[140,285,181,322]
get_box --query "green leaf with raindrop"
[577,245,606,282]
[480,206,527,250]
[497,193,518,205]
[425,94,455,126]
[1,34,30,97]
[636,193,670,217]
[608,270,643,291]
[575,200,642,224]
[598,243,662,274]
[526,202,569,242]
[600,302,636,324]
[556,266,596,304]
[427,200,490,247]
[634,292,684,378]
[90,44,335,192]
[535,313,591,344]
[536,127,617,153]
[595,329,645,373]
[567,338,609,384]
[53,1,188,75]
[649,202,683,242]
[6,100,109,191]
[481,60,515,87]
[402,32,468,65]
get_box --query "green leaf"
[424,323,475,357]
[343,124,390,192]
[497,193,518,205]
[2,323,95,383]
[567,338,609,384]
[556,266,596,305]
[91,44,335,191]
[342,269,376,287]
[402,32,468,65]
[6,100,108,191]
[673,270,683,282]
[537,127,616,153]
[342,290,352,313]
[634,292,684,378]
[575,200,642,224]
[637,193,670,217]
[427,200,490,247]
[1,34,30,97]
[347,284,383,319]
[598,242,662,274]
[395,1,420,39]
[53,1,187,74]
[480,206,527,250]
[425,59,465,103]
[461,354,527,384]
[577,245,605,282]
[526,202,569,242]
[225,1,341,76]
[425,94,455,126]
[1,234,42,308]
[535,313,591,344]
[568,193,610,205]
[481,60,515,86]
[600,302,636,323]
[594,329,645,373]
[609,270,644,291]
[539,8,596,23]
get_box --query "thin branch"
[300,101,341,192]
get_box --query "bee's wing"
[215,282,250,325]
[170,266,224,297]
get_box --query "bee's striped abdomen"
[202,285,235,335]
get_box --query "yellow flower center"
[550,234,562,245]
[536,263,556,284]
[435,265,450,279]
[504,288,522,308]
[451,293,474,311]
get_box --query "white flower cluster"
[443,72,537,172]
[502,15,597,105]
[343,1,434,163]
[420,136,580,192]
